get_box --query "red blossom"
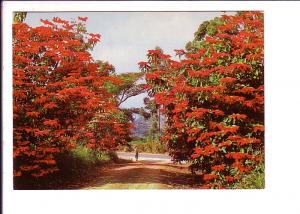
[203,174,218,181]
[174,49,186,56]
[253,124,264,132]
[13,17,132,178]
[219,77,237,84]
[229,113,247,120]
[40,19,54,26]
[225,176,235,183]
[78,16,88,21]
[159,53,171,59]
[43,102,58,109]
[140,11,264,188]
[26,112,40,118]
[148,49,161,55]
[211,164,225,171]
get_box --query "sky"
[25,12,228,108]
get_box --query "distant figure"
[135,149,139,161]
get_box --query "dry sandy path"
[82,160,199,189]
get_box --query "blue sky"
[25,12,228,108]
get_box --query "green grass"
[71,145,114,164]
[62,145,118,170]
[233,162,265,189]
[14,145,118,189]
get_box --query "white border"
[3,1,300,214]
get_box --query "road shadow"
[86,161,202,189]
[14,160,202,190]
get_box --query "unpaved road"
[116,151,172,162]
[82,160,199,189]
[15,153,199,190]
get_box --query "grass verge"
[14,145,119,190]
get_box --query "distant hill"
[131,114,151,138]
[131,113,165,138]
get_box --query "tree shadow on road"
[14,160,202,190]
[85,161,202,189]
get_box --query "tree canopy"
[13,17,131,177]
[140,11,264,188]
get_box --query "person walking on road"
[135,148,139,162]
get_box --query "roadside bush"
[233,161,264,189]
[127,138,168,154]
[140,12,264,188]
[57,145,117,172]
[14,144,118,189]
[13,16,131,178]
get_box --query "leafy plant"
[13,17,131,177]
[140,12,264,188]
[233,161,265,189]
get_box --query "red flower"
[203,174,218,181]
[138,11,264,188]
[236,137,261,146]
[138,61,148,66]
[146,73,160,80]
[40,19,54,26]
[43,119,60,128]
[174,49,186,56]
[186,108,209,118]
[85,132,94,137]
[225,152,253,160]
[13,170,22,177]
[211,109,225,117]
[222,125,239,134]
[159,53,171,59]
[211,165,225,171]
[52,17,68,25]
[218,141,232,148]
[229,113,247,120]
[225,176,235,183]
[253,124,264,132]
[78,16,88,21]
[26,111,40,118]
[43,102,58,109]
[219,77,236,84]
[148,49,161,55]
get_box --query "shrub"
[121,137,168,154]
[13,17,131,178]
[140,12,264,188]
[233,161,265,189]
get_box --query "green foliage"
[194,21,210,41]
[186,17,224,52]
[57,145,118,172]
[13,17,131,178]
[71,145,111,164]
[14,145,118,189]
[13,12,27,23]
[141,12,264,188]
[122,137,168,154]
[143,97,162,137]
[104,81,119,94]
[115,72,146,106]
[233,161,265,189]
[75,146,109,164]
[118,72,144,85]
[95,60,115,75]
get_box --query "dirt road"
[14,153,200,190]
[82,160,199,189]
[116,151,172,162]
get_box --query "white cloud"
[91,12,226,74]
[25,11,230,107]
